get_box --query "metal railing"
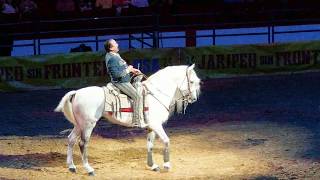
[1,9,320,56]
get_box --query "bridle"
[177,67,194,103]
[172,67,196,113]
[143,67,197,113]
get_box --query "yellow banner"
[1,41,320,91]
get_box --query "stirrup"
[132,122,140,127]
[132,121,148,128]
[139,121,148,128]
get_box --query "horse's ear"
[188,64,195,70]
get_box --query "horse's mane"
[145,65,190,83]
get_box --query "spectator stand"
[1,1,320,56]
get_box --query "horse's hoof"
[150,164,160,172]
[163,166,170,172]
[88,171,95,176]
[163,162,171,172]
[69,168,76,173]
[152,167,160,172]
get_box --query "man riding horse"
[104,39,147,128]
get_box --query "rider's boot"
[132,98,148,128]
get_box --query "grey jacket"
[105,52,131,83]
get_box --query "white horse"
[54,64,201,176]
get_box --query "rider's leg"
[132,74,143,87]
[132,77,145,125]
[114,82,145,127]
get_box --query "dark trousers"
[114,82,143,125]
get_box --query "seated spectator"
[1,0,17,14]
[70,43,93,52]
[113,0,130,7]
[19,0,37,14]
[56,0,76,13]
[79,0,93,12]
[130,0,149,8]
[113,0,130,15]
[95,0,112,10]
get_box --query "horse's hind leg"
[79,122,96,176]
[67,127,80,173]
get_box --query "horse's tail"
[54,90,77,125]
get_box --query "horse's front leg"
[147,130,160,171]
[152,126,171,171]
[163,135,171,171]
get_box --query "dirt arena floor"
[1,72,320,179]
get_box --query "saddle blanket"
[103,83,148,121]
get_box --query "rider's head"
[104,39,119,53]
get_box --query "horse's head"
[177,64,201,103]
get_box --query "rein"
[134,73,171,112]
[142,67,194,114]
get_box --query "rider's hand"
[128,65,141,74]
[127,65,134,72]
[134,69,141,74]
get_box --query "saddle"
[102,82,149,120]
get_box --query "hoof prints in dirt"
[227,138,268,149]
[252,176,279,180]
[245,138,268,146]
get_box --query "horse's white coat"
[55,65,201,175]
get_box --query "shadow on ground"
[0,152,70,169]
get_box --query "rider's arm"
[107,56,129,79]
